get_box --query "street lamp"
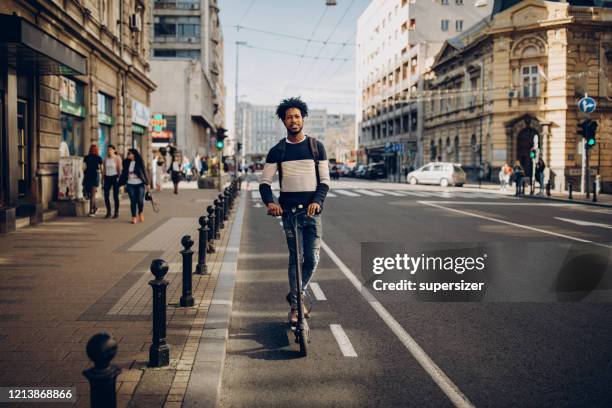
[477,60,484,189]
[235,41,247,172]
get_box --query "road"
[219,176,612,408]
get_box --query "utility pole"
[478,60,484,189]
[235,41,247,171]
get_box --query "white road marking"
[309,282,327,300]
[334,189,360,197]
[320,241,474,407]
[253,202,263,208]
[373,190,405,197]
[330,324,358,358]
[397,190,431,197]
[419,201,572,206]
[555,217,612,229]
[326,192,337,197]
[251,191,259,199]
[420,201,612,249]
[355,189,384,196]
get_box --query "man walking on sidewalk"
[259,97,330,325]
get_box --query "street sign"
[578,96,596,113]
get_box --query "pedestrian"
[194,153,202,178]
[403,165,409,183]
[154,150,166,191]
[83,144,103,217]
[119,148,149,224]
[259,97,330,326]
[536,158,546,195]
[168,154,183,194]
[182,156,192,182]
[498,162,509,191]
[201,156,208,175]
[513,160,525,196]
[102,144,122,218]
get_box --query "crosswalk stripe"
[355,189,384,196]
[251,191,259,199]
[334,189,360,197]
[373,190,404,196]
[398,191,432,197]
[326,192,337,197]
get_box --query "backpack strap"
[276,138,287,189]
[308,136,320,185]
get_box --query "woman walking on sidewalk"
[513,161,525,196]
[83,144,103,217]
[119,148,150,224]
[168,154,184,194]
[103,145,122,218]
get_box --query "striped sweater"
[259,136,330,210]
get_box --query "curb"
[521,194,612,208]
[183,190,246,408]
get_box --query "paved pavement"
[0,184,239,408]
[220,176,612,407]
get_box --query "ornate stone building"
[423,0,612,192]
[0,0,156,232]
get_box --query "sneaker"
[288,308,298,326]
[105,213,111,219]
[113,213,119,219]
[89,212,96,217]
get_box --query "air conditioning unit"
[129,14,141,32]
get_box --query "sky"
[219,0,372,137]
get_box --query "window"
[441,0,449,4]
[154,16,200,42]
[456,20,463,32]
[522,65,539,97]
[456,0,463,4]
[441,20,449,31]
[153,49,200,58]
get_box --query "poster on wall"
[58,157,84,200]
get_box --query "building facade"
[0,0,156,233]
[423,0,612,192]
[356,0,492,177]
[149,0,225,160]
[236,102,284,162]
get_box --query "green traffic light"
[216,140,224,150]
[587,138,595,146]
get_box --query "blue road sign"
[578,96,596,113]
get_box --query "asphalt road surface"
[219,177,612,408]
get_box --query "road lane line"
[309,282,327,300]
[330,324,358,357]
[554,217,612,229]
[320,240,474,407]
[420,201,571,206]
[335,189,360,197]
[420,201,612,249]
[355,189,384,196]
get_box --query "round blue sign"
[578,97,596,113]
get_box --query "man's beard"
[287,126,302,136]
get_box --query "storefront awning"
[0,14,86,76]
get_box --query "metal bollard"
[149,259,170,367]
[206,206,217,253]
[83,332,121,408]
[568,181,573,200]
[195,216,208,274]
[227,188,233,211]
[225,187,232,210]
[592,181,597,202]
[223,191,230,220]
[546,180,551,197]
[218,194,226,226]
[180,236,195,307]
[213,199,223,239]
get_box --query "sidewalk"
[0,185,240,407]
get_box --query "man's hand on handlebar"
[307,203,321,216]
[267,203,283,216]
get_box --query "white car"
[407,162,466,187]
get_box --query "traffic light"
[215,127,227,151]
[215,139,224,150]
[577,119,589,139]
[585,120,598,149]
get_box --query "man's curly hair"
[275,97,309,121]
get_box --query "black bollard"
[180,236,195,307]
[546,180,551,197]
[196,216,209,274]
[218,194,226,227]
[206,206,217,253]
[149,259,170,367]
[226,188,233,211]
[592,181,597,202]
[83,332,121,408]
[214,199,222,237]
[223,191,230,220]
[568,181,573,200]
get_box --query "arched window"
[430,141,436,161]
[470,134,477,165]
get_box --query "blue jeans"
[126,183,145,217]
[282,212,322,307]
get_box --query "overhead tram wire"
[233,25,356,47]
[310,29,357,91]
[241,43,352,61]
[237,0,256,26]
[283,6,329,95]
[301,0,357,83]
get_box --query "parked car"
[353,164,368,178]
[365,163,387,180]
[407,162,466,187]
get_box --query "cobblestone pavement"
[0,185,241,408]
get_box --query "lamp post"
[478,60,485,189]
[235,41,247,172]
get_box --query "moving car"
[407,162,466,187]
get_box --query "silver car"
[407,162,466,187]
